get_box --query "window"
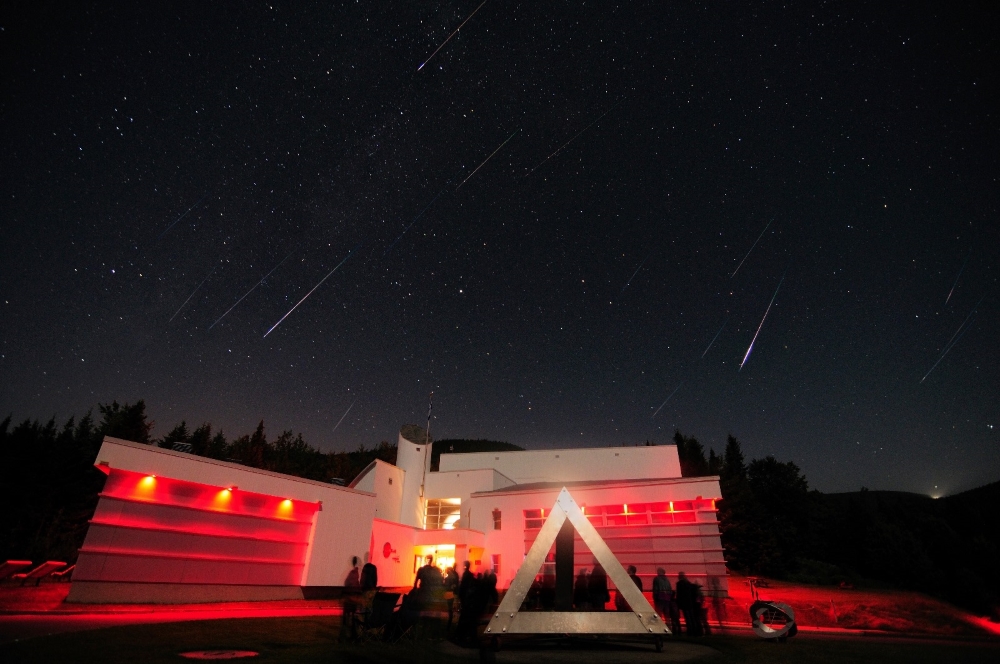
[424,498,461,530]
[492,508,502,530]
[523,499,717,528]
[491,554,501,577]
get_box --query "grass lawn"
[1,616,998,664]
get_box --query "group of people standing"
[569,563,722,636]
[652,569,724,636]
[346,554,721,641]
[412,555,499,643]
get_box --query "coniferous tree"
[159,421,190,449]
[673,430,709,477]
[97,400,153,443]
[188,423,213,456]
[717,435,782,574]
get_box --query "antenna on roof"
[420,391,433,498]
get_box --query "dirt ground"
[720,573,1000,637]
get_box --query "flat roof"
[470,475,721,497]
[99,436,373,496]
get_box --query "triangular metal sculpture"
[486,487,669,637]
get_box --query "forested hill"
[671,428,1000,617]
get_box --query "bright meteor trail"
[263,245,359,339]
[945,249,971,305]
[169,267,216,323]
[456,129,519,190]
[209,254,290,330]
[921,295,984,383]
[417,0,490,71]
[331,398,357,434]
[651,382,683,419]
[731,219,772,278]
[383,185,450,257]
[620,251,652,295]
[740,272,785,370]
[526,99,623,177]
[158,195,207,239]
[702,318,729,358]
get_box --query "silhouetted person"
[708,576,726,629]
[341,556,361,640]
[345,555,361,589]
[588,562,610,611]
[573,568,590,610]
[541,566,556,609]
[459,560,475,606]
[652,567,679,633]
[675,572,701,636]
[455,566,496,644]
[616,565,642,611]
[361,559,378,591]
[444,565,459,630]
[484,569,499,610]
[413,555,443,609]
[696,582,711,635]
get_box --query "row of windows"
[425,498,461,530]
[424,498,717,530]
[425,499,504,531]
[524,499,716,529]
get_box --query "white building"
[68,426,727,604]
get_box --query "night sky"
[2,2,997,494]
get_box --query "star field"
[1,1,997,494]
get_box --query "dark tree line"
[674,430,1000,616]
[2,403,996,616]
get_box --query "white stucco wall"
[466,477,724,591]
[423,468,516,528]
[92,437,376,587]
[438,445,682,484]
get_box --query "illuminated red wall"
[524,498,725,588]
[74,468,319,587]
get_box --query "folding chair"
[11,561,66,586]
[0,560,33,581]
[51,564,76,582]
[354,591,401,642]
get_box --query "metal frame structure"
[485,487,669,638]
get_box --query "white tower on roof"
[396,424,432,528]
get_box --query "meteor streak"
[702,318,728,358]
[456,129,519,190]
[620,251,652,295]
[158,195,207,239]
[526,99,623,177]
[731,219,772,278]
[383,185,450,257]
[920,295,984,383]
[740,272,785,370]
[651,383,683,419]
[169,267,216,323]
[263,245,359,339]
[945,249,971,305]
[417,0,490,71]
[209,254,290,329]
[332,398,357,434]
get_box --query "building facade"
[68,427,727,603]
